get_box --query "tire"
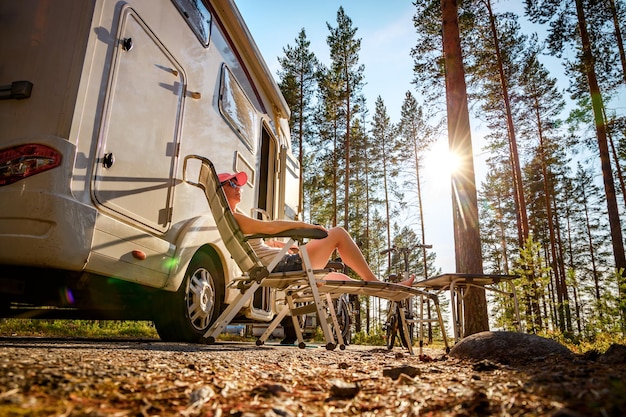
[397,314,414,348]
[153,251,223,342]
[386,302,413,349]
[385,311,398,350]
[334,296,351,345]
[397,301,414,348]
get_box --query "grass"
[1,319,623,354]
[0,319,159,339]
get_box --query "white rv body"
[0,0,300,342]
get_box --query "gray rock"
[328,379,360,399]
[449,331,573,364]
[598,344,626,364]
[382,364,421,380]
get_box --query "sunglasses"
[221,179,241,189]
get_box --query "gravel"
[1,337,625,416]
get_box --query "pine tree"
[397,91,439,278]
[465,1,530,247]
[516,43,570,332]
[312,64,343,226]
[326,7,365,230]
[370,97,399,272]
[277,29,320,218]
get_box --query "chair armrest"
[244,228,328,241]
[325,260,345,271]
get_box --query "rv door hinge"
[158,207,173,225]
[0,81,33,100]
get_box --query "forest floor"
[0,337,625,416]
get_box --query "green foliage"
[0,319,159,338]
[352,325,386,346]
[539,328,626,355]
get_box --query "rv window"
[219,65,258,152]
[172,0,211,46]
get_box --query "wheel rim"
[186,267,215,331]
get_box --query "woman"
[218,171,415,287]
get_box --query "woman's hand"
[266,239,299,253]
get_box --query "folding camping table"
[413,273,520,342]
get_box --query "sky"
[233,0,543,275]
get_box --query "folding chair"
[184,155,449,354]
[183,155,343,350]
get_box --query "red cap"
[218,171,248,186]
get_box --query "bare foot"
[398,275,415,287]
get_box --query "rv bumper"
[0,136,96,271]
[0,189,96,270]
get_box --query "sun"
[424,141,462,182]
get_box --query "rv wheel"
[153,252,223,342]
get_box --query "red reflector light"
[0,144,62,186]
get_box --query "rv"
[0,0,301,342]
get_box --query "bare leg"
[305,227,414,286]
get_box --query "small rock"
[250,383,288,398]
[397,373,418,385]
[328,379,360,399]
[472,359,500,372]
[382,365,420,380]
[189,386,214,405]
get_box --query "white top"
[248,238,282,266]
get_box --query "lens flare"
[60,287,75,305]
[163,257,179,271]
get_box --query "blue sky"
[237,0,417,123]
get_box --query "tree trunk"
[484,0,529,246]
[298,74,305,218]
[536,115,564,331]
[344,70,351,231]
[581,182,602,317]
[575,0,626,331]
[441,0,488,335]
[608,0,626,84]
[413,139,429,278]
[332,120,338,227]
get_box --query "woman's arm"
[233,212,325,236]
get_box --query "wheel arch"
[164,215,232,293]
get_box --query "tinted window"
[219,65,258,152]
[172,0,211,46]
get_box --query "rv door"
[94,7,184,232]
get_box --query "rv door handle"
[122,37,133,51]
[102,153,115,169]
[0,80,33,100]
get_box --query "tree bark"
[441,0,488,335]
[575,0,626,330]
[484,0,529,247]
